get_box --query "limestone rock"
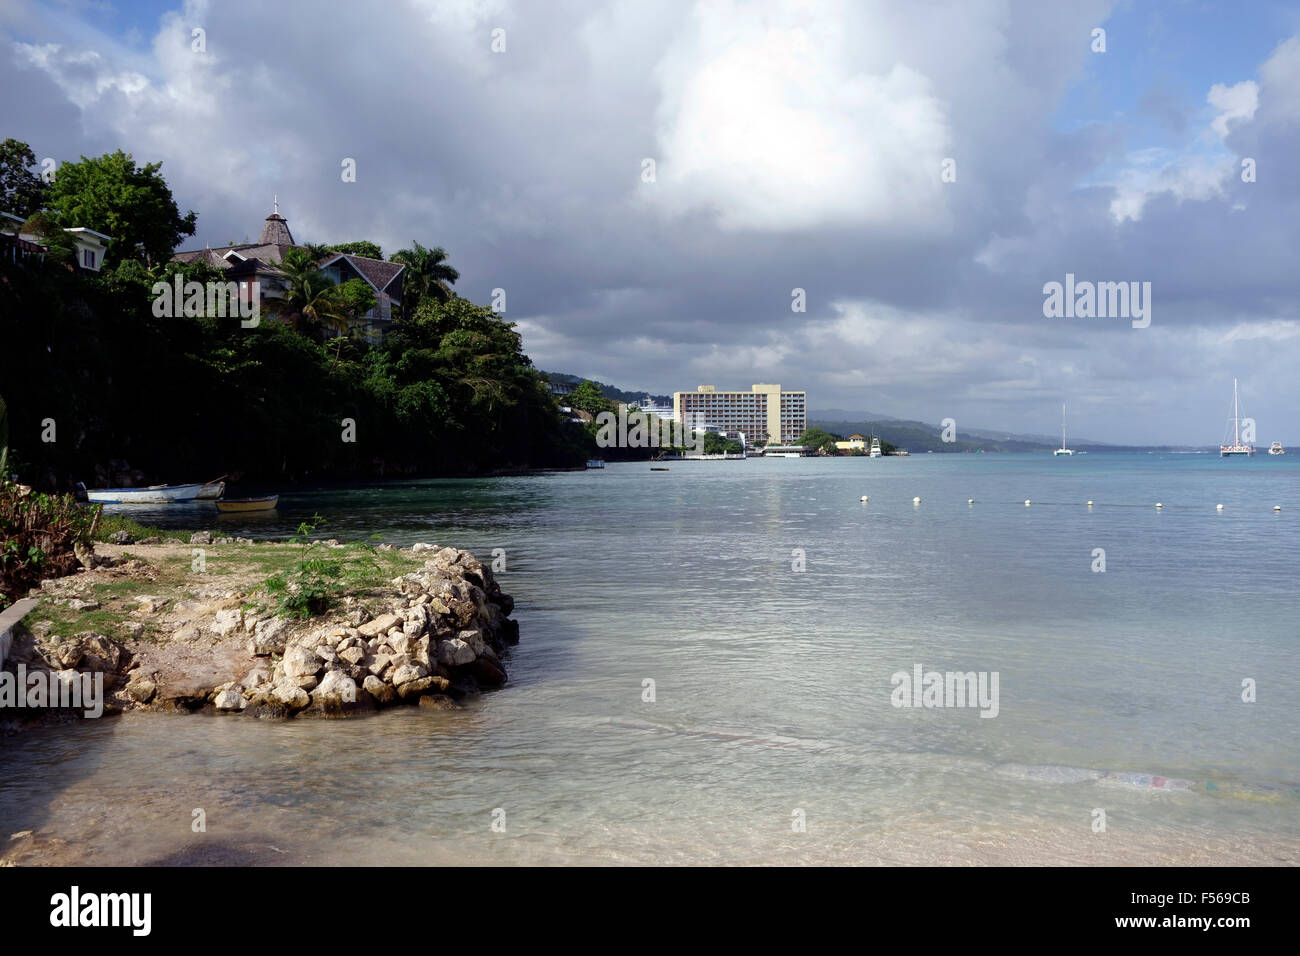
[436,638,475,667]
[357,613,401,638]
[249,618,289,656]
[214,689,246,711]
[363,675,396,704]
[390,663,428,687]
[282,645,323,679]
[396,675,449,700]
[271,684,310,711]
[338,645,367,666]
[124,678,156,703]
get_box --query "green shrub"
[0,483,99,609]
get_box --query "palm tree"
[269,248,349,338]
[390,242,459,304]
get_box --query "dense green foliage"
[45,149,197,266]
[701,432,743,454]
[0,483,99,609]
[0,140,588,490]
[0,138,48,219]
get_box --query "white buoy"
[1274,505,1282,512]
[967,498,975,504]
[1216,504,1224,511]
[913,496,921,504]
[1024,499,1031,506]
[1086,500,1094,507]
[1155,502,1163,509]
[860,495,869,502]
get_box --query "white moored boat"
[1220,378,1255,457]
[869,436,882,458]
[84,482,205,504]
[1268,442,1285,456]
[1053,402,1073,456]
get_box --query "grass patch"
[91,512,190,543]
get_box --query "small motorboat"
[84,482,205,504]
[216,494,279,513]
[1268,442,1285,455]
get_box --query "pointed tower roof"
[257,196,294,245]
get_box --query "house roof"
[258,212,294,245]
[320,253,404,294]
[63,227,113,243]
[170,205,404,296]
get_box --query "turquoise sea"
[2,453,1297,864]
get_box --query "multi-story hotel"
[672,384,807,445]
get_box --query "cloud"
[4,0,1300,443]
[645,0,952,233]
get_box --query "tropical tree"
[797,427,842,454]
[270,248,349,338]
[0,139,49,219]
[390,241,459,304]
[45,149,195,266]
[20,211,79,266]
[327,240,383,260]
[568,380,608,415]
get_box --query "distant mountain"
[808,416,1055,453]
[808,411,1217,454]
[541,371,670,406]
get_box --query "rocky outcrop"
[122,544,514,719]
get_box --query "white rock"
[313,669,357,703]
[338,645,367,666]
[271,684,310,710]
[214,689,246,711]
[390,663,428,686]
[357,612,402,638]
[436,638,475,667]
[212,608,242,636]
[282,644,323,679]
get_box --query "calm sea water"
[3,454,1298,865]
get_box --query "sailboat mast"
[1233,378,1239,445]
[1061,402,1067,450]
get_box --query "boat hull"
[216,495,279,513]
[195,481,226,500]
[85,483,204,504]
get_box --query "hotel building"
[672,384,807,445]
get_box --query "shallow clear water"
[3,454,1298,865]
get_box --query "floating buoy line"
[853,496,1285,512]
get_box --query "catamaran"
[1053,403,1073,456]
[1220,378,1255,457]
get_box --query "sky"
[2,0,1299,445]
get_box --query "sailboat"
[1053,403,1073,456]
[1220,378,1255,457]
